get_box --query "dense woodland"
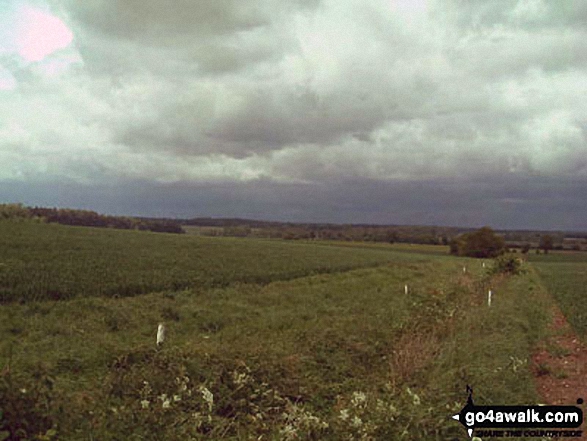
[0,204,184,234]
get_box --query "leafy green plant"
[491,254,526,275]
[0,367,61,440]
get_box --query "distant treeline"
[0,204,184,234]
[182,219,462,244]
[181,218,584,250]
[2,203,584,249]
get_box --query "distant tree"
[449,237,462,255]
[449,227,505,258]
[521,243,531,254]
[0,203,30,220]
[384,229,398,244]
[539,235,554,254]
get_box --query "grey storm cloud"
[4,175,587,230]
[59,0,311,75]
[1,0,587,229]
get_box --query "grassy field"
[0,221,436,303]
[0,222,555,440]
[297,240,450,255]
[530,251,587,338]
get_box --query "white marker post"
[463,266,466,274]
[405,284,408,295]
[488,290,492,307]
[482,262,486,268]
[157,323,166,347]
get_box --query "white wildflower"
[280,424,298,440]
[339,409,350,421]
[142,380,152,395]
[200,386,214,411]
[406,387,421,406]
[351,391,367,408]
[175,376,190,392]
[140,400,150,409]
[351,416,363,428]
[162,399,171,409]
[173,394,181,402]
[232,370,249,386]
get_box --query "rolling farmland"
[0,221,561,439]
[0,221,431,303]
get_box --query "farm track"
[529,255,587,438]
[531,306,587,440]
[532,306,587,406]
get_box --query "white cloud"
[1,0,587,227]
[0,65,17,90]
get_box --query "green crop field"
[0,221,438,303]
[0,221,555,440]
[530,251,587,338]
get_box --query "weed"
[547,343,572,358]
[535,362,551,376]
[490,254,526,275]
[0,366,61,440]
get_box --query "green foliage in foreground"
[0,221,433,303]
[0,255,552,440]
[490,254,526,275]
[431,268,550,405]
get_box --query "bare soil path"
[532,307,587,438]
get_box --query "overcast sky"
[1,0,586,230]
